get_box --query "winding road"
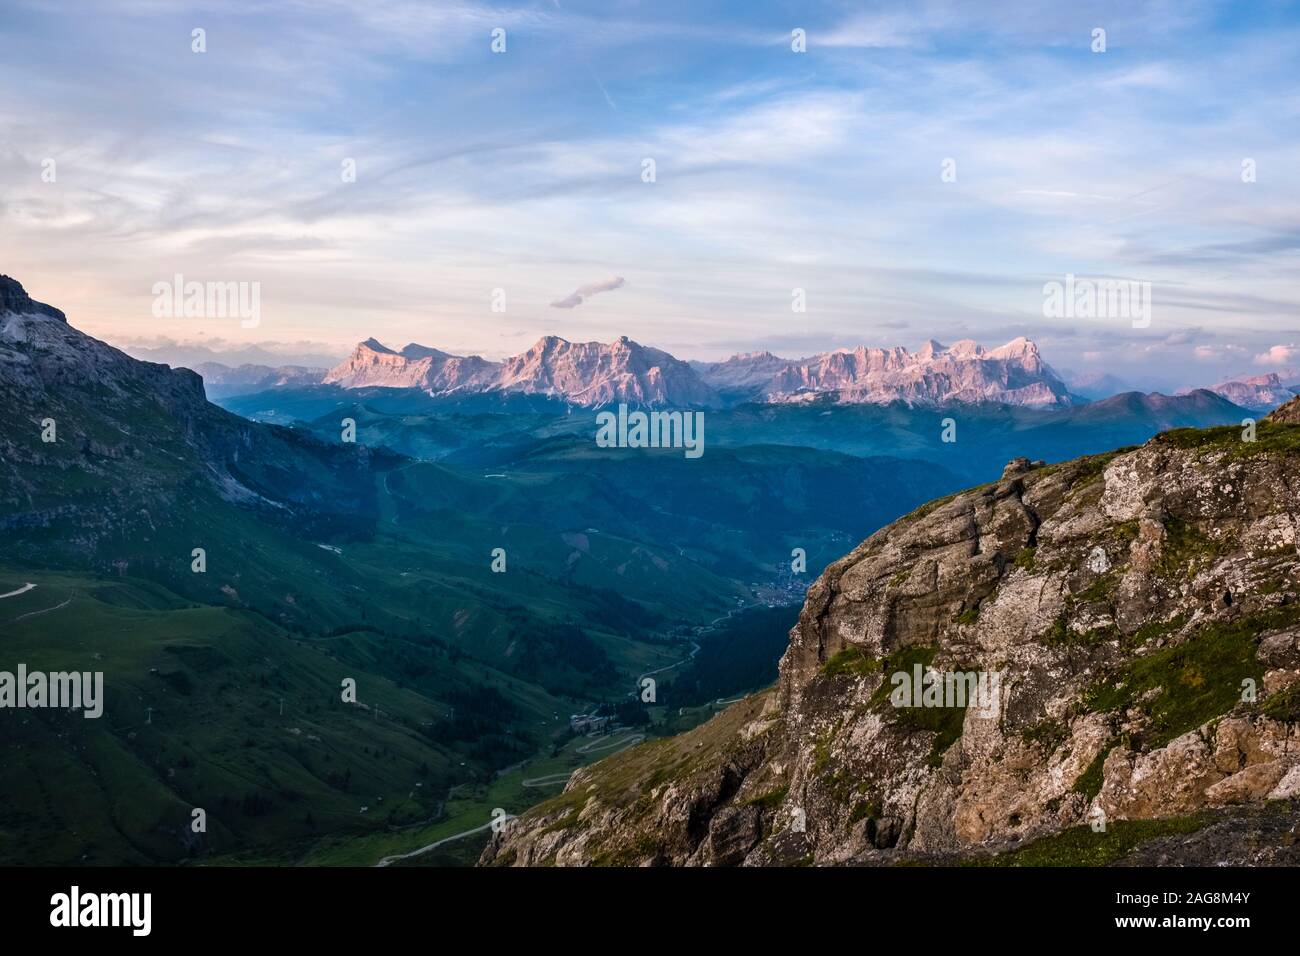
[520,772,572,789]
[374,815,515,867]
[629,606,752,698]
[575,732,645,756]
[10,597,72,622]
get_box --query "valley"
[0,275,1282,867]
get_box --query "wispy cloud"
[0,0,1296,385]
[551,276,626,309]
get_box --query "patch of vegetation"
[955,607,980,625]
[821,647,879,678]
[971,814,1210,867]
[1113,519,1140,543]
[1013,547,1037,571]
[1067,450,1127,488]
[1155,420,1300,458]
[812,725,839,774]
[590,831,663,867]
[868,645,938,706]
[1038,566,1130,650]
[1073,741,1117,799]
[743,786,789,810]
[868,645,966,766]
[848,796,883,825]
[1083,611,1276,748]
[1159,516,1220,577]
[1035,450,1132,499]
[899,480,996,524]
[1075,573,1118,604]
[824,767,856,803]
[540,808,582,836]
[1260,682,1300,723]
[1021,717,1069,755]
[1042,611,1115,649]
[1125,612,1188,648]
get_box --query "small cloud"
[1257,344,1300,365]
[1162,326,1203,346]
[819,14,920,49]
[1193,344,1247,361]
[550,276,626,309]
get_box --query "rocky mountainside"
[695,336,1074,408]
[325,334,716,407]
[323,338,500,392]
[494,335,717,406]
[687,350,791,403]
[483,416,1300,866]
[1190,373,1298,412]
[321,334,1076,409]
[0,277,394,570]
[0,274,66,320]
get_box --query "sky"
[1,0,1298,389]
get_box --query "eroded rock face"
[0,275,65,321]
[484,424,1300,866]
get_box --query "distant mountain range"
[179,332,1300,419]
[190,361,328,398]
[313,333,1077,409]
[123,340,343,370]
[1059,369,1137,401]
[1184,372,1300,412]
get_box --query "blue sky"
[1,0,1298,388]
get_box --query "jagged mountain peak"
[0,278,393,523]
[0,274,66,322]
[323,332,1073,409]
[323,332,718,406]
[1190,373,1298,411]
[987,336,1037,358]
[746,335,1070,408]
[496,334,716,407]
[399,343,452,360]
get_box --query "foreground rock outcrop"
[483,417,1300,866]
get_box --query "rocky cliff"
[1189,373,1298,412]
[0,274,65,321]
[0,276,394,560]
[695,336,1075,408]
[323,338,500,392]
[482,417,1300,866]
